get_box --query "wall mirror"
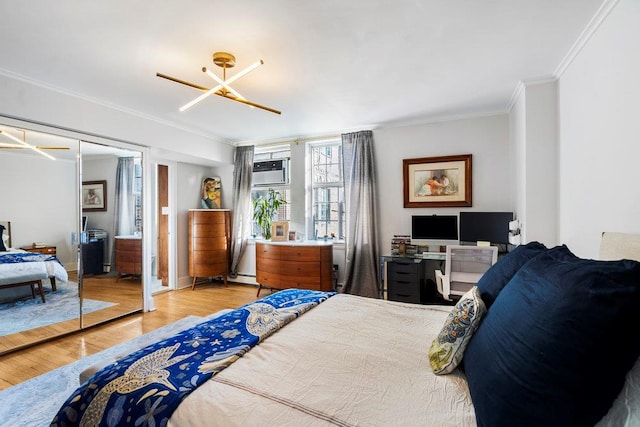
[0,126,80,354]
[79,141,143,329]
[0,123,144,355]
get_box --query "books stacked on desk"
[391,235,411,255]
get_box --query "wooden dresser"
[188,209,231,289]
[255,241,333,296]
[114,236,142,281]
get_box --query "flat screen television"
[459,212,513,245]
[411,215,459,248]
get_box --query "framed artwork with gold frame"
[403,154,472,208]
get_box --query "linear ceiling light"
[0,130,56,160]
[157,52,281,115]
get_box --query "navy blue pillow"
[464,245,640,427]
[475,241,547,308]
[0,225,6,252]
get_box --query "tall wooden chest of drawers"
[114,236,142,281]
[188,209,231,289]
[255,241,333,296]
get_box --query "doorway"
[150,162,173,294]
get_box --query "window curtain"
[110,157,136,272]
[229,145,255,278]
[341,131,380,298]
[113,157,137,236]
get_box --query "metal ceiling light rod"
[157,52,281,115]
[0,130,56,160]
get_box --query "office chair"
[435,245,498,301]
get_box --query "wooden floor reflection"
[0,273,141,355]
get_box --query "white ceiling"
[0,1,604,146]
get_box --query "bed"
[52,233,640,427]
[0,221,69,303]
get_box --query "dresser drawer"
[191,236,228,251]
[256,270,281,287]
[387,292,421,304]
[387,261,420,275]
[280,276,321,289]
[190,222,227,237]
[280,260,320,277]
[256,242,281,259]
[280,245,320,261]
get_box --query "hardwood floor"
[0,281,260,391]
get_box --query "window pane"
[251,187,291,237]
[312,185,344,239]
[312,145,342,184]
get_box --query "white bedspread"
[0,250,68,285]
[169,294,476,426]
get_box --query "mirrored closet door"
[79,141,143,329]
[0,126,81,354]
[0,123,145,355]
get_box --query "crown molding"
[0,68,233,146]
[554,0,621,78]
[506,76,558,112]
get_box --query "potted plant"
[252,188,287,240]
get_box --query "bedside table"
[21,245,57,256]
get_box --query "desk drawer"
[387,261,420,275]
[388,279,420,297]
[388,292,421,304]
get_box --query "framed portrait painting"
[82,180,107,212]
[403,154,472,208]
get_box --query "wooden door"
[157,164,169,286]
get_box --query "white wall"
[374,115,511,255]
[557,0,640,258]
[509,80,558,246]
[0,152,77,268]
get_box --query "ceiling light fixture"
[0,130,56,160]
[157,52,281,115]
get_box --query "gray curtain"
[113,157,136,236]
[229,146,255,278]
[341,131,380,298]
[110,157,136,271]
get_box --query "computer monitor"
[459,212,513,245]
[411,215,459,248]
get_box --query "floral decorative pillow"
[429,286,486,375]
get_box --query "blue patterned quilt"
[51,288,335,427]
[0,252,61,265]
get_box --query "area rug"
[0,281,116,336]
[0,314,211,427]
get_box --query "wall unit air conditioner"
[253,159,289,185]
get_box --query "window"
[251,147,291,238]
[311,143,344,240]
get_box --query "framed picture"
[82,180,107,212]
[288,230,297,241]
[403,154,472,208]
[271,221,289,241]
